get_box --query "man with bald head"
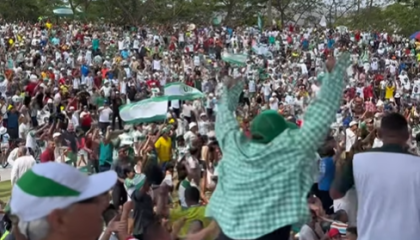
[11,146,36,186]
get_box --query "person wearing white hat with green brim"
[9,162,117,240]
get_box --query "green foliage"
[0,0,320,27]
[335,3,420,36]
[0,0,416,37]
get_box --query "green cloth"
[95,97,105,107]
[205,53,351,239]
[92,39,100,51]
[0,231,9,240]
[194,79,202,91]
[250,110,297,143]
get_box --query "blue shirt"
[81,65,89,77]
[7,112,18,128]
[121,50,129,59]
[302,39,309,49]
[327,39,335,49]
[318,157,335,191]
[99,142,113,166]
[51,37,60,46]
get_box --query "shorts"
[1,143,9,152]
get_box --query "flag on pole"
[257,14,263,31]
[119,97,168,123]
[164,82,204,100]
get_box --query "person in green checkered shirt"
[188,52,351,240]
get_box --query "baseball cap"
[10,162,117,222]
[328,228,340,238]
[250,110,298,144]
[189,122,197,130]
[349,121,358,127]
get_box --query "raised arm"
[215,75,244,152]
[290,52,351,153]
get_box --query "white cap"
[189,122,197,130]
[349,121,358,127]
[11,162,117,222]
[52,132,61,138]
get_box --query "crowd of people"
[0,17,419,240]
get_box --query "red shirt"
[81,113,92,127]
[40,148,55,163]
[363,85,374,99]
[94,76,102,89]
[26,82,38,96]
[69,98,78,110]
[146,79,159,88]
[348,87,356,99]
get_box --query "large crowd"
[0,17,418,240]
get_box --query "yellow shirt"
[154,136,172,162]
[169,206,211,239]
[45,22,52,29]
[60,85,69,95]
[417,53,420,62]
[385,86,395,99]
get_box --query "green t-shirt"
[96,97,105,107]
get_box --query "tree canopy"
[0,0,418,36]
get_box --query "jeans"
[216,225,291,240]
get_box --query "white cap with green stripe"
[10,162,117,222]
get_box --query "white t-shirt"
[101,85,112,98]
[19,123,28,139]
[345,128,357,152]
[0,80,8,96]
[25,130,36,150]
[99,107,113,123]
[182,104,192,117]
[353,151,420,240]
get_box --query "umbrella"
[410,31,420,40]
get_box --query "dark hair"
[319,145,335,158]
[184,186,200,203]
[333,209,347,221]
[164,162,174,172]
[2,213,12,231]
[380,113,408,135]
[144,163,164,186]
[122,164,135,177]
[176,163,188,190]
[347,226,358,236]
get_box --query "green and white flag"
[258,14,263,31]
[221,52,248,67]
[119,96,168,123]
[164,82,204,100]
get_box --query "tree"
[335,2,420,35]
